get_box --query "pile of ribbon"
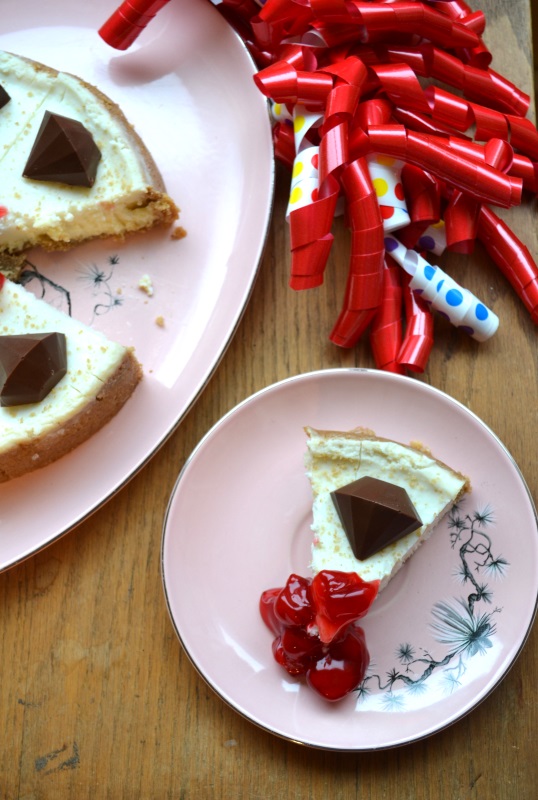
[99,0,538,373]
[214,0,538,372]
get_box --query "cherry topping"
[273,627,323,676]
[274,573,315,628]
[311,570,379,644]
[260,588,283,636]
[306,626,369,701]
[260,570,379,702]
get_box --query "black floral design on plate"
[77,254,124,320]
[357,502,508,708]
[18,254,126,322]
[19,261,72,316]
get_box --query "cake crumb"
[171,226,187,240]
[155,316,165,328]
[138,274,154,296]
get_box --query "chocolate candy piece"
[23,111,101,187]
[331,476,423,560]
[0,85,10,109]
[0,332,67,406]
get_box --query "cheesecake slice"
[305,427,470,590]
[0,279,142,482]
[0,51,178,278]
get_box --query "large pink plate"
[0,0,274,570]
[162,369,538,750]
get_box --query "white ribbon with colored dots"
[385,234,499,341]
[367,154,410,232]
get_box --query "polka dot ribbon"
[385,234,499,341]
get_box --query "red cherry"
[274,573,315,628]
[261,571,376,702]
[260,588,284,635]
[306,626,370,701]
[272,636,307,676]
[330,624,369,664]
[282,626,324,663]
[311,571,379,643]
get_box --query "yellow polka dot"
[273,103,282,116]
[292,161,304,179]
[432,219,445,228]
[376,155,396,167]
[372,177,389,198]
[290,186,303,204]
[294,115,305,133]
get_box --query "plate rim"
[161,367,538,751]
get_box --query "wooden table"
[1,2,537,797]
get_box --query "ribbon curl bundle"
[99,0,538,372]
[98,0,538,373]
[220,0,538,372]
[94,0,538,372]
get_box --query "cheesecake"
[305,427,470,589]
[0,50,178,278]
[0,279,141,482]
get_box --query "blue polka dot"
[424,265,436,280]
[475,303,488,321]
[384,237,398,252]
[446,288,464,306]
[418,235,435,251]
[436,278,445,291]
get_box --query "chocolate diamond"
[0,84,10,110]
[331,476,423,560]
[0,332,67,406]
[23,111,101,187]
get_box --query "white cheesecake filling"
[305,427,468,586]
[0,51,160,251]
[0,280,127,452]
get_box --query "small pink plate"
[0,0,273,570]
[162,369,538,750]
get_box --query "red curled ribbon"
[329,157,384,347]
[345,2,480,50]
[444,137,514,253]
[382,43,527,116]
[477,207,538,323]
[436,135,538,193]
[254,61,333,107]
[272,122,296,169]
[289,174,340,289]
[369,260,405,373]
[401,164,441,225]
[367,125,522,208]
[397,273,435,373]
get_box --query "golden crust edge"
[0,349,142,482]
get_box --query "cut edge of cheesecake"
[304,426,471,590]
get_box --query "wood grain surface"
[1,1,538,798]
